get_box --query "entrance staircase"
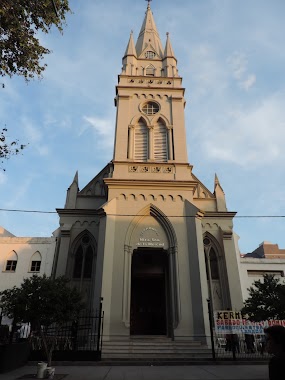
[101,336,213,364]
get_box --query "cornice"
[56,209,103,216]
[0,237,56,244]
[203,211,237,218]
[104,178,197,189]
[117,86,185,92]
[112,160,193,170]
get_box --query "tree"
[1,0,71,80]
[0,275,84,366]
[241,274,285,321]
[0,127,26,171]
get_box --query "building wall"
[0,236,56,292]
[239,257,285,301]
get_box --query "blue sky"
[1,0,285,253]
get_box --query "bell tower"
[112,2,189,181]
[55,1,243,344]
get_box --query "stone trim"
[128,165,173,173]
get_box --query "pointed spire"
[73,170,79,186]
[214,173,227,211]
[65,171,79,208]
[214,173,224,192]
[124,30,137,58]
[164,32,176,59]
[135,2,163,57]
[214,173,220,186]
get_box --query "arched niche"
[122,204,179,335]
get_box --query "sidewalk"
[0,364,268,380]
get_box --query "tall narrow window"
[30,251,42,272]
[5,251,18,272]
[73,245,83,278]
[73,233,94,280]
[134,119,148,161]
[154,120,168,162]
[209,248,219,280]
[204,236,222,311]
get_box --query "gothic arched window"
[5,250,18,272]
[203,236,223,311]
[134,119,148,161]
[209,248,219,280]
[73,234,94,280]
[145,64,155,76]
[30,251,42,272]
[154,119,168,162]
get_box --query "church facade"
[53,4,243,342]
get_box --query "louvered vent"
[154,122,168,162]
[134,122,148,161]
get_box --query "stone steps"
[101,337,212,360]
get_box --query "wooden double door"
[130,249,169,336]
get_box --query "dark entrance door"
[130,249,167,335]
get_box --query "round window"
[203,237,211,246]
[142,101,160,115]
[82,235,90,245]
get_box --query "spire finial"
[146,0,152,9]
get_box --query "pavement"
[0,364,268,380]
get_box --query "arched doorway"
[130,248,169,335]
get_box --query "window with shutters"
[154,120,168,162]
[145,64,155,76]
[134,119,148,161]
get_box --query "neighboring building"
[0,226,57,293]
[242,241,285,259]
[238,241,285,301]
[53,3,243,343]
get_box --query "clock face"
[145,51,156,59]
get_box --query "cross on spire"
[146,0,152,9]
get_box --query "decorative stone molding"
[129,166,138,172]
[152,166,161,173]
[141,166,150,173]
[163,166,173,173]
[127,78,176,86]
[222,230,233,240]
[128,165,173,173]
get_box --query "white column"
[167,126,173,160]
[148,125,154,160]
[128,125,134,159]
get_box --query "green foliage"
[0,0,71,80]
[0,274,83,326]
[0,275,83,365]
[0,127,26,171]
[242,274,285,321]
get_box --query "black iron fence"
[213,332,269,360]
[29,307,104,361]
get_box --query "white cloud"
[22,118,50,156]
[6,176,34,208]
[241,74,256,91]
[83,116,114,137]
[227,52,256,91]
[203,92,285,166]
[0,172,7,185]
